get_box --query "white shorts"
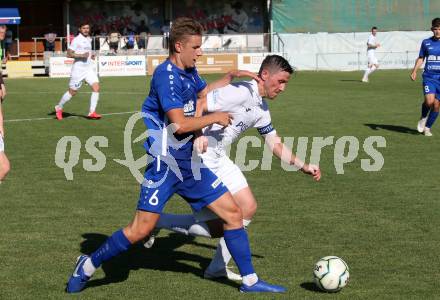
[193,149,248,222]
[0,134,4,152]
[69,68,99,90]
[368,53,378,65]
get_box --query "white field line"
[4,111,139,123]
[7,91,146,95]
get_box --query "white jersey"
[367,34,377,55]
[204,80,275,156]
[69,34,93,71]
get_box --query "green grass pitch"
[0,70,439,299]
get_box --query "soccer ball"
[313,256,349,292]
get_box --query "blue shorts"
[422,77,440,99]
[137,156,228,214]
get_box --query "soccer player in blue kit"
[411,18,440,136]
[66,17,286,293]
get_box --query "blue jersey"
[142,59,207,160]
[419,37,440,80]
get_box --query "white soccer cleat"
[143,235,155,248]
[417,117,427,133]
[361,77,369,83]
[424,128,433,136]
[204,267,242,281]
[142,228,160,248]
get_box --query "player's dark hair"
[371,26,378,31]
[78,22,90,28]
[258,55,293,76]
[169,17,203,55]
[432,18,440,28]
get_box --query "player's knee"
[125,223,152,243]
[92,84,100,93]
[69,89,77,96]
[0,159,10,180]
[426,96,435,106]
[243,200,257,218]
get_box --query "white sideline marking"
[4,111,139,123]
[7,91,146,95]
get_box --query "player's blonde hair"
[169,17,203,55]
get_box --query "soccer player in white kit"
[0,98,9,182]
[362,26,380,83]
[55,22,101,120]
[145,55,321,280]
[0,25,10,182]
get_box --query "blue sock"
[90,229,131,268]
[223,228,255,276]
[426,111,439,129]
[421,102,430,118]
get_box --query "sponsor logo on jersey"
[236,121,250,132]
[211,178,222,189]
[183,100,195,116]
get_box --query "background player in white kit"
[55,22,101,120]
[145,55,321,280]
[362,26,380,83]
[0,98,9,182]
[0,25,10,182]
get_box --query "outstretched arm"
[264,132,321,181]
[198,70,260,98]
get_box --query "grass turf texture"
[0,70,439,299]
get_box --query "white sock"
[156,213,196,235]
[83,258,96,277]
[188,222,212,238]
[363,68,369,79]
[243,219,251,229]
[206,219,252,273]
[58,91,72,108]
[242,273,259,286]
[89,92,99,113]
[369,65,377,75]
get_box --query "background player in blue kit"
[66,17,285,294]
[411,18,440,136]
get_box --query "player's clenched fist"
[194,135,208,154]
[301,164,322,181]
[213,112,233,127]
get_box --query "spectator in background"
[44,24,57,52]
[130,3,149,29]
[124,29,136,51]
[225,2,248,33]
[136,20,150,50]
[108,28,120,53]
[161,20,170,49]
[4,29,12,57]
